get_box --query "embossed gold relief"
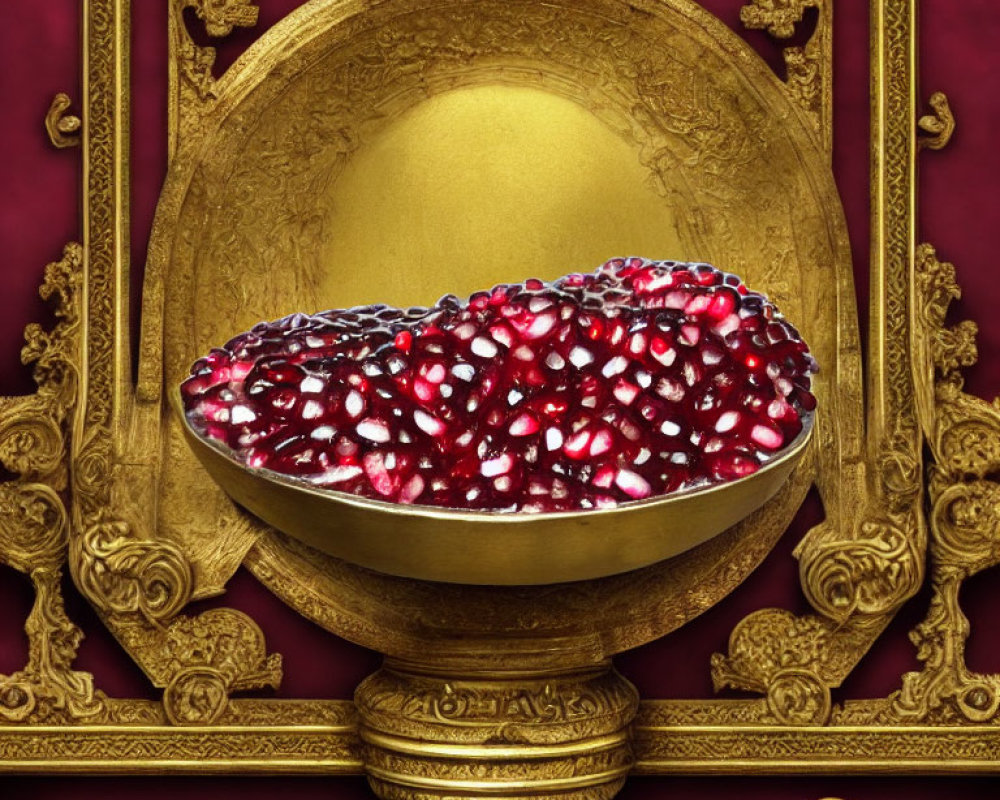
[0,244,105,724]
[740,0,832,154]
[889,241,1000,725]
[168,0,260,156]
[2,0,999,793]
[356,663,638,800]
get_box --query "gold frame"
[1,0,996,793]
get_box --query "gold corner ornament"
[740,0,833,156]
[69,0,283,727]
[167,0,260,157]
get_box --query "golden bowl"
[175,389,812,585]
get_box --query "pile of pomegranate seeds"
[181,258,816,512]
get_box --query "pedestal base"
[356,660,639,800]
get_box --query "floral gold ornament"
[0,0,998,796]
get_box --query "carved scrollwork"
[169,0,260,151]
[765,668,832,726]
[712,490,925,723]
[72,510,194,624]
[890,243,1000,723]
[0,243,107,723]
[68,504,283,721]
[711,609,833,724]
[159,608,281,725]
[740,0,818,38]
[740,0,831,152]
[798,512,923,623]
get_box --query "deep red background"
[2,1,1000,797]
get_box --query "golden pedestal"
[356,661,638,800]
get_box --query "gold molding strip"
[8,713,1000,775]
[633,722,1000,775]
[0,723,362,774]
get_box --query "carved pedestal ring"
[356,662,638,800]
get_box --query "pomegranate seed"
[394,330,412,352]
[563,429,593,459]
[568,346,594,368]
[489,324,515,348]
[650,338,676,367]
[751,423,784,450]
[509,412,540,436]
[545,427,564,451]
[414,409,446,437]
[471,337,499,358]
[615,469,651,499]
[481,453,514,477]
[601,356,628,378]
[715,410,740,433]
[545,352,566,370]
[613,379,639,405]
[526,313,557,338]
[589,428,614,456]
[363,452,395,496]
[357,418,391,443]
[660,419,681,436]
[399,474,426,504]
[593,465,616,488]
[314,464,363,485]
[182,258,816,511]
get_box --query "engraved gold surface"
[1,0,998,792]
[141,0,854,661]
[356,662,638,799]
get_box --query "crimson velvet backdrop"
[1,1,1000,798]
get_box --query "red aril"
[182,258,816,511]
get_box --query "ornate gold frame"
[2,0,997,794]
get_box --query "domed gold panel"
[144,0,856,658]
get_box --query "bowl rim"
[173,386,815,526]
